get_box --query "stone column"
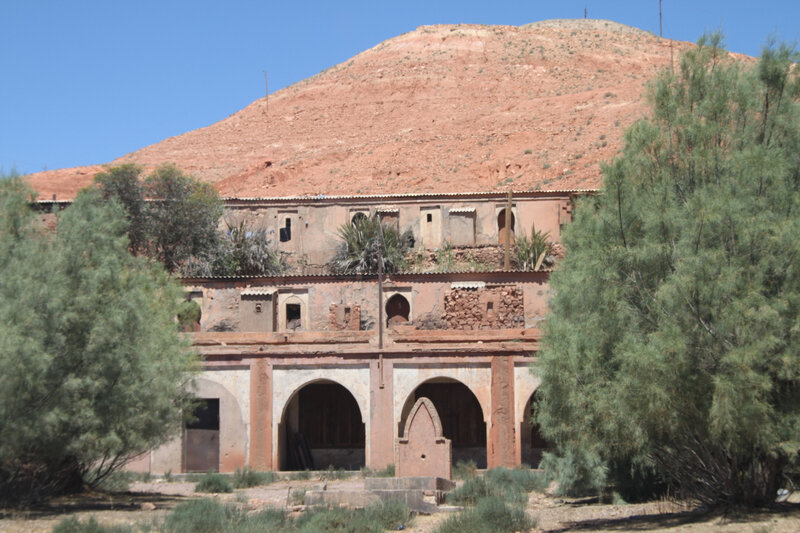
[488,355,516,468]
[249,358,273,470]
[369,356,395,469]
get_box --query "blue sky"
[2,1,798,175]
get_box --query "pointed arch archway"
[398,377,487,468]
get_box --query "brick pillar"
[489,355,516,468]
[369,356,395,469]
[249,358,273,470]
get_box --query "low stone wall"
[443,286,524,330]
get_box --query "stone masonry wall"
[329,304,362,331]
[443,286,524,329]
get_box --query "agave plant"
[515,223,554,271]
[330,215,413,274]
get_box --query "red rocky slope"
[28,19,702,200]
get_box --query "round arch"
[185,377,247,473]
[278,379,365,471]
[397,376,488,469]
[520,390,550,467]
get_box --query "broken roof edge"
[178,268,552,283]
[34,188,597,207]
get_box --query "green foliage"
[295,501,413,533]
[361,463,395,477]
[447,467,538,506]
[176,300,201,331]
[452,460,478,480]
[330,215,413,274]
[53,517,134,533]
[164,499,241,533]
[290,488,306,505]
[143,164,223,272]
[536,35,800,507]
[435,496,534,533]
[159,497,411,533]
[232,466,278,488]
[539,449,607,497]
[0,183,198,504]
[95,164,223,272]
[194,472,233,493]
[515,223,554,270]
[95,164,147,253]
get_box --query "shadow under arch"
[521,389,550,467]
[278,378,365,471]
[398,377,487,468]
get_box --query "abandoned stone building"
[110,189,588,473]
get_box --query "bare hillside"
[28,19,698,199]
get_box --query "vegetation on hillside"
[536,35,800,506]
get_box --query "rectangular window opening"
[280,217,292,242]
[487,302,494,311]
[426,213,432,223]
[286,303,302,330]
[186,398,220,431]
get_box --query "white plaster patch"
[514,362,541,429]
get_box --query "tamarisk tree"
[0,183,197,503]
[536,35,800,506]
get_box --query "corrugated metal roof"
[178,268,552,281]
[451,281,486,289]
[241,287,277,296]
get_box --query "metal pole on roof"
[377,217,385,351]
[659,0,663,37]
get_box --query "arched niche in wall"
[384,287,413,327]
[277,289,309,332]
[496,207,517,244]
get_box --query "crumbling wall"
[329,304,361,331]
[443,286,524,329]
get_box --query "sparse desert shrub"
[453,460,478,480]
[435,496,534,533]
[53,518,133,533]
[290,488,307,505]
[194,472,233,494]
[232,466,277,488]
[361,464,395,477]
[164,498,242,533]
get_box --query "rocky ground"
[2,477,800,533]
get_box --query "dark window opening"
[426,213,433,223]
[351,212,368,225]
[386,294,410,326]
[286,303,302,330]
[187,399,219,431]
[497,208,516,244]
[487,302,494,311]
[280,217,292,242]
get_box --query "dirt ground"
[2,477,800,533]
